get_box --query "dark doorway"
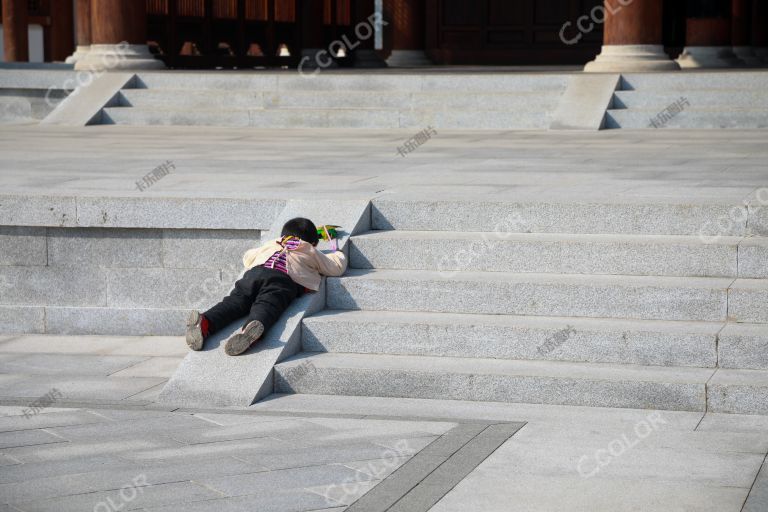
[147,0,351,69]
[425,0,604,65]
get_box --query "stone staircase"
[605,71,768,129]
[100,72,570,129]
[274,198,768,414]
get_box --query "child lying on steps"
[186,217,347,356]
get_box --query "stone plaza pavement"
[0,334,766,511]
[1,125,768,510]
[1,124,767,204]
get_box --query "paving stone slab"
[165,418,318,445]
[428,474,750,512]
[198,464,376,498]
[0,454,132,484]
[0,375,166,401]
[0,409,108,433]
[46,413,209,441]
[696,412,768,434]
[0,353,148,376]
[9,481,222,512]
[743,461,768,512]
[0,453,259,502]
[121,437,283,463]
[142,491,335,512]
[109,357,184,378]
[0,428,67,449]
[238,442,415,472]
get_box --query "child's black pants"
[203,266,304,335]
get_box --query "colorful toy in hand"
[317,225,341,251]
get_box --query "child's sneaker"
[224,320,264,356]
[185,311,208,351]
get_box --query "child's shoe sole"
[224,321,265,356]
[185,311,205,351]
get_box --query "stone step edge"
[350,229,751,245]
[332,268,740,288]
[302,309,726,334]
[275,352,714,384]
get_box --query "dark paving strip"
[346,421,525,512]
[743,455,768,512]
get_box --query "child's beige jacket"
[242,238,347,291]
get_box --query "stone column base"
[386,50,432,67]
[754,47,768,63]
[584,45,680,72]
[733,47,765,67]
[74,44,165,71]
[676,46,743,68]
[65,45,90,64]
[353,49,388,68]
[299,48,339,70]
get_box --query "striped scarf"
[264,236,302,274]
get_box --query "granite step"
[103,106,551,129]
[709,368,768,414]
[119,89,265,109]
[326,269,731,322]
[370,198,752,236]
[349,230,741,278]
[612,90,768,109]
[620,72,768,91]
[604,108,768,129]
[273,352,713,411]
[301,310,720,368]
[121,88,560,111]
[102,107,250,127]
[135,71,570,93]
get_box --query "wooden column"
[384,0,430,66]
[585,0,678,72]
[48,0,75,62]
[75,0,92,47]
[677,1,741,68]
[75,0,163,70]
[90,0,148,45]
[66,0,92,64]
[298,0,333,69]
[731,0,761,65]
[753,0,768,62]
[2,0,28,62]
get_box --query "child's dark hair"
[281,217,319,246]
